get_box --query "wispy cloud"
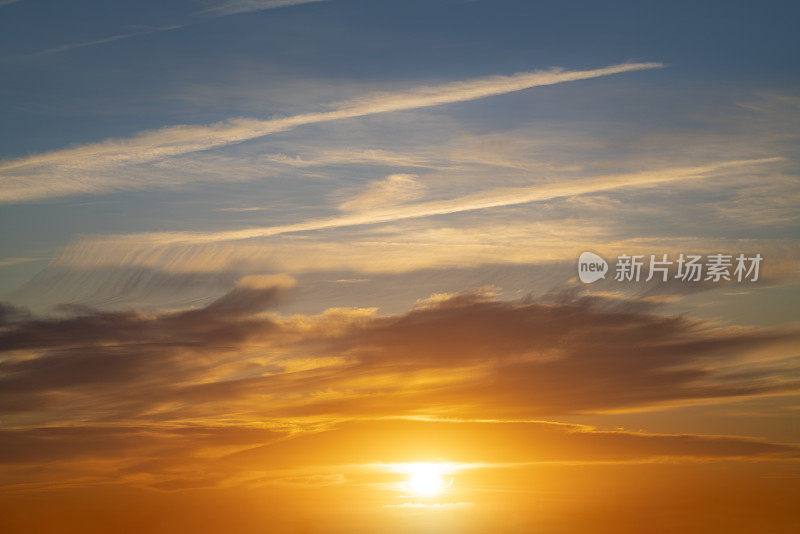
[0,62,663,203]
[13,153,786,309]
[0,257,42,268]
[200,0,327,16]
[37,34,137,55]
[338,174,426,212]
[32,25,183,56]
[22,1,325,56]
[86,157,782,246]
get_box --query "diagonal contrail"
[91,157,782,246]
[0,62,663,203]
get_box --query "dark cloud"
[290,291,800,416]
[0,286,797,423]
[0,301,31,326]
[0,279,285,353]
[0,280,287,417]
[0,425,284,466]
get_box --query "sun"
[407,463,446,496]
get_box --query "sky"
[1,1,799,532]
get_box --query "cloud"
[0,277,291,419]
[36,33,136,55]
[383,502,475,511]
[262,291,800,418]
[22,0,324,57]
[1,287,799,493]
[11,144,793,311]
[28,25,183,56]
[0,288,797,426]
[201,0,327,16]
[0,257,43,268]
[0,276,289,353]
[0,419,797,493]
[338,174,426,212]
[0,62,663,203]
[84,157,778,246]
[226,419,800,469]
[0,302,31,326]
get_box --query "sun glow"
[406,463,448,496]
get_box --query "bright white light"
[407,463,446,496]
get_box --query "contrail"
[87,157,782,246]
[0,62,663,203]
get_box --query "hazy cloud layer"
[1,419,797,493]
[12,153,792,311]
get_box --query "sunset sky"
[1,1,799,532]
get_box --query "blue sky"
[1,0,799,313]
[2,0,798,157]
